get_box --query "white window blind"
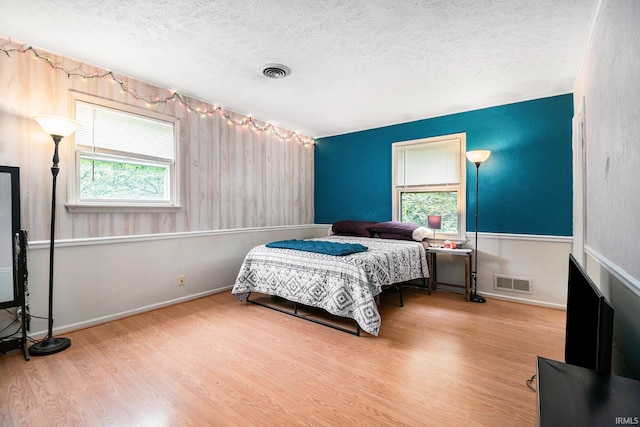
[395,138,461,187]
[75,101,175,161]
[392,133,466,239]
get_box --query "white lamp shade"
[466,150,491,164]
[33,114,82,138]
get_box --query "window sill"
[65,203,182,214]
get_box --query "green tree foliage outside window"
[401,191,458,233]
[80,158,167,200]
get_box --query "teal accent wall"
[314,94,573,236]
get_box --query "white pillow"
[412,227,432,241]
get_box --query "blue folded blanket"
[265,239,368,256]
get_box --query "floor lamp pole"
[470,162,486,303]
[29,115,81,356]
[29,136,72,356]
[466,149,490,304]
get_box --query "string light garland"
[1,42,315,146]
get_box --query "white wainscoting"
[25,226,571,338]
[25,225,327,337]
[469,232,572,308]
[417,232,572,309]
[584,246,640,301]
[316,225,572,309]
[0,268,13,304]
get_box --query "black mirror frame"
[0,165,20,309]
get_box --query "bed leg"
[398,285,404,307]
[247,296,362,336]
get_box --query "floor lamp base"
[29,336,71,356]
[470,293,486,304]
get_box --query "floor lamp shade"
[33,114,82,138]
[466,150,491,165]
[466,150,491,303]
[29,115,81,356]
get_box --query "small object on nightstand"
[452,239,468,248]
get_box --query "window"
[392,133,466,240]
[68,92,179,210]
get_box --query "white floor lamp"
[29,114,82,356]
[466,150,491,304]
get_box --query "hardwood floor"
[0,288,565,426]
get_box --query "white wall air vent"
[494,274,532,294]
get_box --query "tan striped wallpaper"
[0,39,314,241]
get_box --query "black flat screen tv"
[565,254,614,373]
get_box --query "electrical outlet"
[178,275,185,286]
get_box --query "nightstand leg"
[465,254,471,301]
[428,252,435,294]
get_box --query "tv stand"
[536,356,640,425]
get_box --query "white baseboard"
[481,291,566,310]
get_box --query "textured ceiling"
[0,0,597,137]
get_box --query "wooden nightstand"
[426,247,473,301]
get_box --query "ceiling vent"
[261,63,291,79]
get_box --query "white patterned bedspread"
[232,236,429,335]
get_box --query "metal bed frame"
[245,279,426,336]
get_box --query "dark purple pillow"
[331,220,378,237]
[368,221,421,240]
[376,232,414,241]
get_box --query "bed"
[232,221,431,336]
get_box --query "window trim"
[67,91,180,212]
[392,133,467,240]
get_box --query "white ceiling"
[0,0,597,138]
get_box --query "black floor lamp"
[29,114,81,356]
[466,150,491,304]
